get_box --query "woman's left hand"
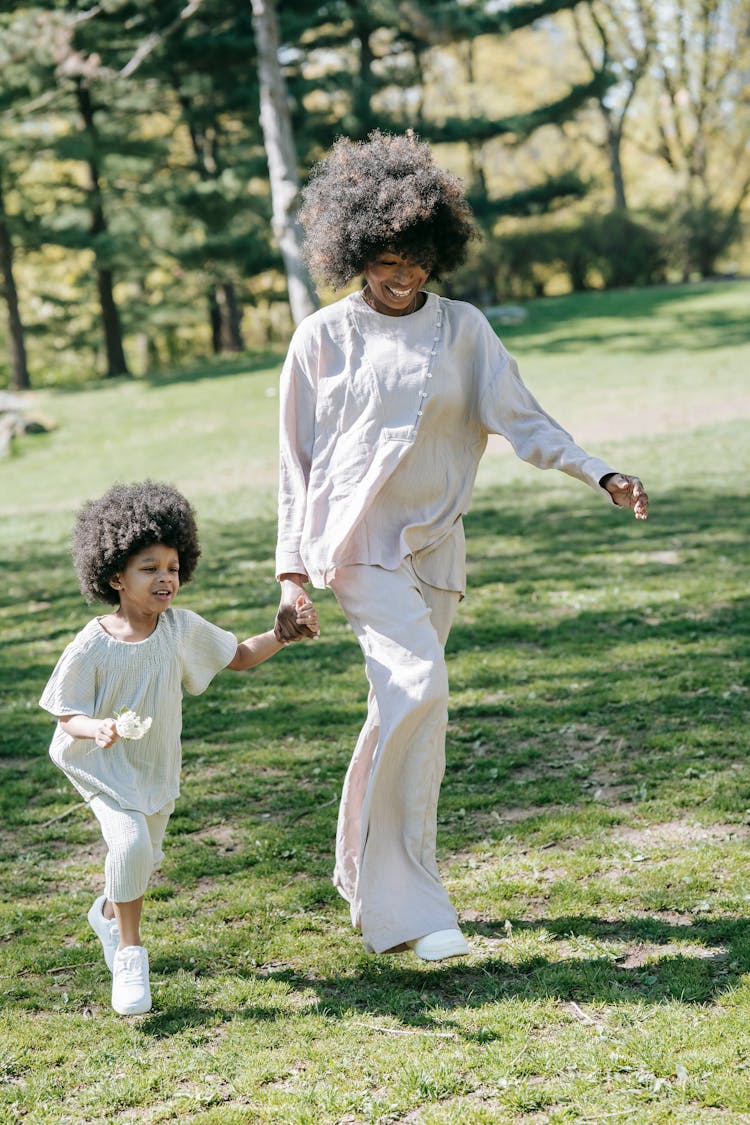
[604,473,649,520]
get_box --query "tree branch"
[119,0,205,79]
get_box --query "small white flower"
[115,708,153,741]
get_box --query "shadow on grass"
[5,486,748,836]
[496,281,750,355]
[143,349,286,388]
[140,910,750,1041]
[33,351,287,396]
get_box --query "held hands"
[275,579,320,644]
[604,473,649,520]
[292,595,319,639]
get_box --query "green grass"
[1,280,750,1123]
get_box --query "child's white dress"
[40,608,237,814]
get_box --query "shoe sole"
[413,943,468,961]
[407,934,469,961]
[112,997,152,1016]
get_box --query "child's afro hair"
[299,130,479,288]
[72,480,201,605]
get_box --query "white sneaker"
[111,946,151,1015]
[87,895,120,971]
[407,929,469,961]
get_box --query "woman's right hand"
[275,575,318,642]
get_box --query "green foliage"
[654,202,744,280]
[450,211,667,301]
[1,282,750,1121]
[564,212,668,290]
[1,0,747,390]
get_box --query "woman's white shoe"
[407,929,469,961]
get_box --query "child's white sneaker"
[87,895,120,971]
[111,946,151,1015]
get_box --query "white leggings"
[89,793,174,903]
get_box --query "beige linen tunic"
[276,290,615,589]
[40,608,237,814]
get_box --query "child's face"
[110,543,180,618]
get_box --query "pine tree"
[279,0,609,219]
[0,5,46,390]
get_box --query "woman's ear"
[109,574,122,592]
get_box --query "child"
[40,480,318,1016]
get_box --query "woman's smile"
[362,251,430,316]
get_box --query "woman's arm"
[276,342,317,580]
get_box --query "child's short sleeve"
[39,638,97,719]
[178,609,238,695]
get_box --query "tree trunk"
[76,79,129,377]
[178,91,244,353]
[0,175,30,391]
[216,281,244,351]
[605,112,628,212]
[250,0,318,325]
[96,264,129,377]
[209,284,244,353]
[209,286,244,353]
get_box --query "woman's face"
[362,251,430,316]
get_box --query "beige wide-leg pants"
[329,558,461,954]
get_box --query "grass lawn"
[1,280,749,1124]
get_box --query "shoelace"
[115,949,147,984]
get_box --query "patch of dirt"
[617,942,728,969]
[612,820,749,847]
[190,822,239,853]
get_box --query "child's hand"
[292,594,320,639]
[95,718,119,748]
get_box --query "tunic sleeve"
[475,312,614,495]
[39,638,97,719]
[276,325,317,578]
[178,610,238,696]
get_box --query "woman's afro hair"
[72,480,201,605]
[299,130,479,288]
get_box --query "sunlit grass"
[1,280,749,1123]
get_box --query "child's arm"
[59,713,119,748]
[226,597,319,672]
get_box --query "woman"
[274,131,648,961]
